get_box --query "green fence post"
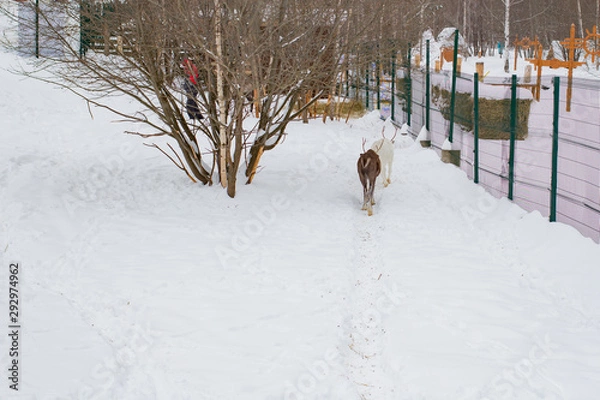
[79,0,85,57]
[426,39,431,131]
[79,1,83,57]
[376,58,381,110]
[345,68,349,98]
[550,76,560,222]
[365,66,370,110]
[407,44,412,126]
[35,0,40,58]
[508,74,517,200]
[79,0,92,58]
[448,30,459,143]
[391,53,396,121]
[473,72,480,184]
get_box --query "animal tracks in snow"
[345,218,400,400]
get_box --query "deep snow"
[1,10,600,400]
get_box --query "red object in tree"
[182,58,199,85]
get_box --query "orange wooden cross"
[514,35,541,71]
[583,25,600,63]
[526,24,584,111]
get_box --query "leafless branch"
[144,142,197,183]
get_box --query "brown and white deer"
[357,139,381,216]
[370,130,396,187]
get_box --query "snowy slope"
[1,37,600,400]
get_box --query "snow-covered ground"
[2,14,600,400]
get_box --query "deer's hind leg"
[370,178,377,205]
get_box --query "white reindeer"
[370,130,396,187]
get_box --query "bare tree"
[1,0,389,197]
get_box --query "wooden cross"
[526,24,584,111]
[514,35,541,71]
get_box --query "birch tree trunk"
[214,0,228,188]
[577,0,584,38]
